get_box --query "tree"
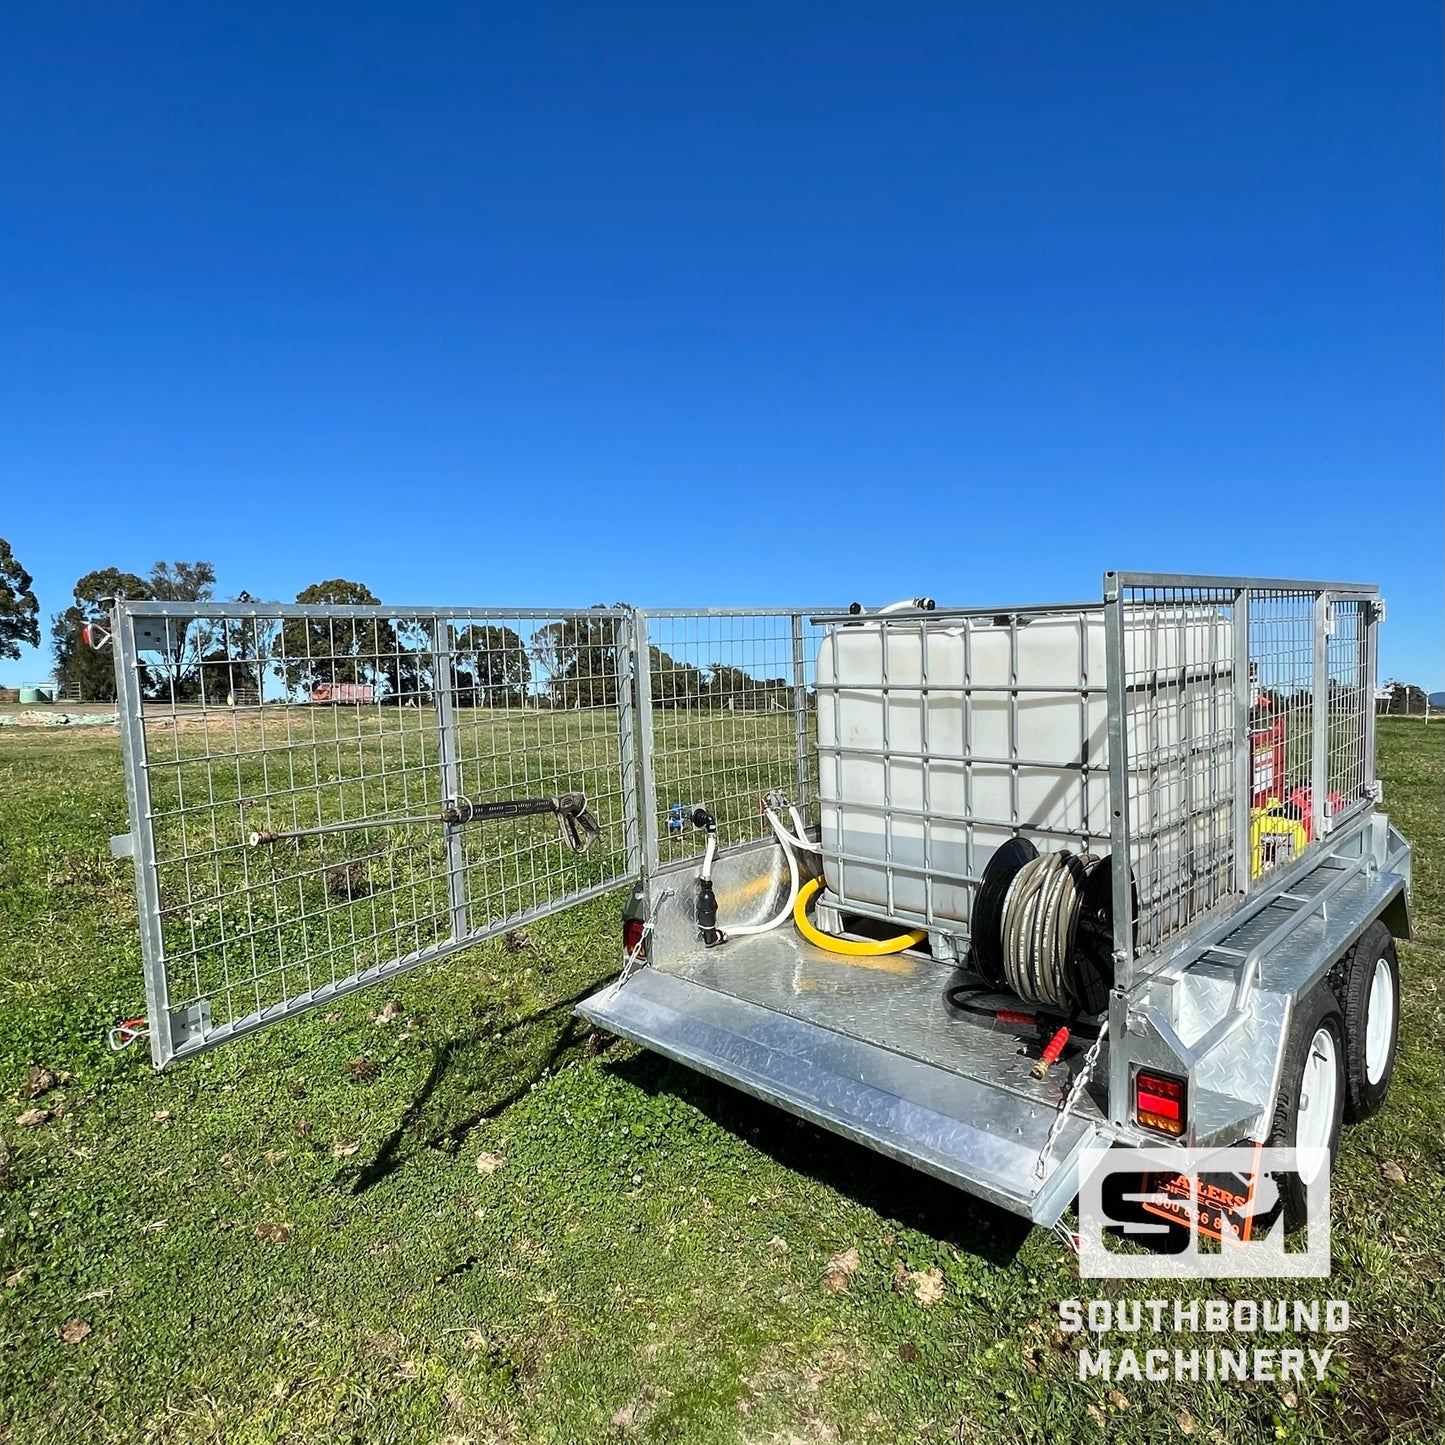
[51,568,151,702]
[705,663,758,709]
[147,560,217,602]
[141,560,218,701]
[704,664,791,711]
[384,618,434,705]
[207,593,278,705]
[1381,681,1429,716]
[532,608,624,708]
[649,645,705,707]
[278,580,432,701]
[0,539,39,661]
[280,579,384,694]
[528,613,706,709]
[453,624,530,707]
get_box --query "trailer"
[100,573,1411,1229]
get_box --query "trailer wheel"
[1266,987,1345,1228]
[1332,920,1400,1122]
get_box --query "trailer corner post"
[614,612,643,879]
[431,616,469,943]
[1312,591,1330,839]
[631,610,661,901]
[792,612,809,820]
[1232,587,1252,893]
[1364,595,1381,800]
[112,601,175,1069]
[1102,572,1134,990]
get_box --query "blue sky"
[2,2,1439,688]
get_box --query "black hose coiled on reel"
[1000,851,1105,1009]
[967,839,1118,1017]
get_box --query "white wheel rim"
[1295,1026,1338,1182]
[1365,958,1395,1086]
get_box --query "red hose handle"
[1030,1024,1071,1079]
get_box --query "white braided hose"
[1000,851,1098,1008]
[716,808,803,937]
[766,803,822,855]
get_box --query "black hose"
[999,851,1105,1009]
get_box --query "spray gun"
[691,806,727,947]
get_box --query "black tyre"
[1331,920,1400,1122]
[1266,986,1345,1229]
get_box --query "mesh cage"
[1106,574,1380,972]
[635,610,823,867]
[109,581,1379,1060]
[1112,584,1240,959]
[114,603,636,1065]
[1325,598,1369,807]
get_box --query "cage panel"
[637,611,824,867]
[1108,574,1379,973]
[115,603,636,1065]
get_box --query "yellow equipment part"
[1250,802,1307,879]
[792,876,927,957]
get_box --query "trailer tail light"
[623,918,647,961]
[1135,1069,1187,1136]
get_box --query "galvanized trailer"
[102,573,1411,1227]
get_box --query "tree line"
[8,541,1435,715]
[0,544,790,710]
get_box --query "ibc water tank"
[815,606,1234,941]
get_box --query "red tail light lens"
[623,918,646,959]
[1135,1069,1187,1136]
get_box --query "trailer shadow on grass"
[604,1050,1035,1266]
[345,979,610,1194]
[341,992,1033,1266]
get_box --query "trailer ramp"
[578,930,1103,1225]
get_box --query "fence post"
[1363,597,1381,798]
[112,602,175,1068]
[432,617,469,943]
[631,611,660,897]
[1312,592,1330,838]
[614,612,642,879]
[1232,587,1252,892]
[792,613,810,820]
[1103,572,1134,991]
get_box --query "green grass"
[0,719,1440,1443]
[130,701,802,1042]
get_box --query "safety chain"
[618,888,672,988]
[1034,1018,1109,1179]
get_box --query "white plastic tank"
[815,607,1233,939]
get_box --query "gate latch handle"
[554,792,602,854]
[442,792,601,854]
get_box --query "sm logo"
[1076,1146,1331,1278]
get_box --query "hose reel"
[968,838,1119,1017]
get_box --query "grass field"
[0,719,1440,1443]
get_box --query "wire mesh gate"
[108,599,826,1067]
[110,602,644,1066]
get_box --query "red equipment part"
[1029,1023,1071,1080]
[1286,786,1346,842]
[1251,710,1287,807]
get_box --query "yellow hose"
[792,877,927,956]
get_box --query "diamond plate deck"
[653,930,1108,1122]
